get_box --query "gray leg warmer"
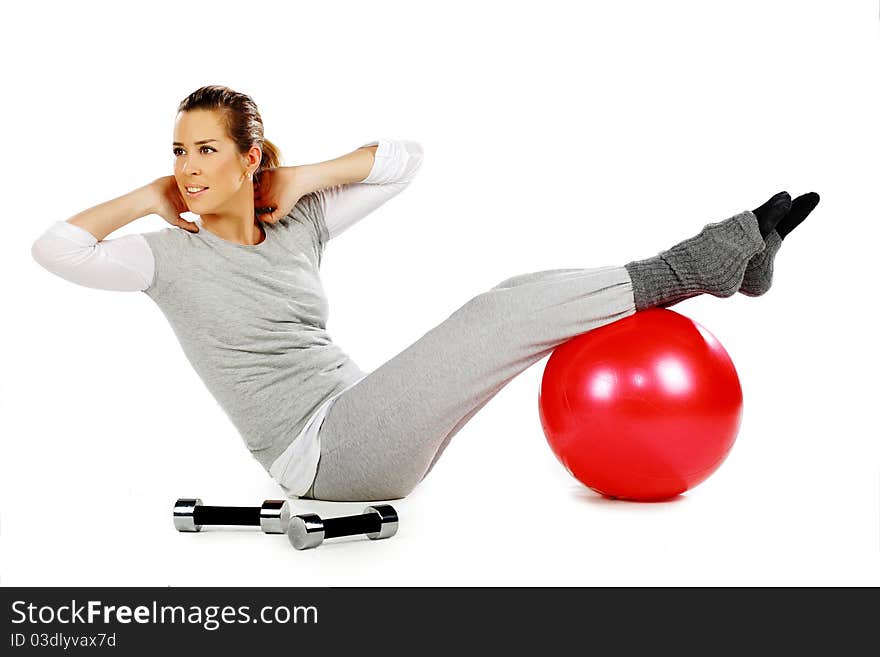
[739,229,783,297]
[624,210,766,311]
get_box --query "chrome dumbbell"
[288,505,399,550]
[173,498,290,534]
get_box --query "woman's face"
[172,109,256,214]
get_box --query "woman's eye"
[172,146,216,156]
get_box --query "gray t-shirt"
[141,193,366,470]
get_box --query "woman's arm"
[291,144,379,198]
[303,139,424,240]
[31,183,162,291]
[31,222,156,292]
[258,139,424,239]
[66,184,157,242]
[31,183,166,292]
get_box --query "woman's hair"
[177,85,281,188]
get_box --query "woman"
[31,85,820,502]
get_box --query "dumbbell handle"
[193,506,262,526]
[322,512,382,539]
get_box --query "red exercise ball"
[538,308,743,501]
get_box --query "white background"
[2,0,878,586]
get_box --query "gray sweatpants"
[303,265,636,501]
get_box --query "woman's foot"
[740,192,820,296]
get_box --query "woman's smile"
[185,186,209,198]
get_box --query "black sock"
[751,191,791,238]
[777,192,820,239]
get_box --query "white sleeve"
[31,221,156,292]
[317,138,424,240]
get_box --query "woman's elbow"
[31,237,56,272]
[401,140,424,182]
[30,235,91,279]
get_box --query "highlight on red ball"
[538,308,743,502]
